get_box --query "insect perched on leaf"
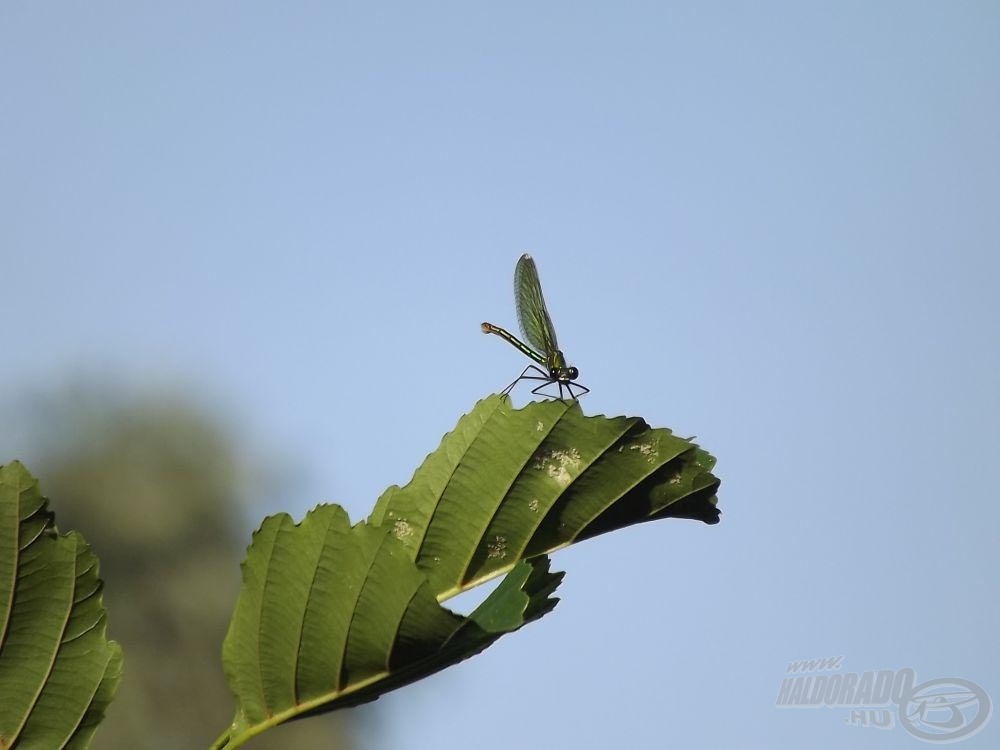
[481,253,590,401]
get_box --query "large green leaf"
[216,395,719,748]
[371,395,719,595]
[215,505,561,749]
[0,461,123,750]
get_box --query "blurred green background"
[2,383,358,749]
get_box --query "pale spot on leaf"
[624,440,659,464]
[487,535,507,559]
[533,448,582,487]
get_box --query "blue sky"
[2,2,998,748]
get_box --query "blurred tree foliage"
[1,382,357,750]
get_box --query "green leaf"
[216,505,561,749]
[216,395,719,747]
[0,461,123,750]
[373,395,720,595]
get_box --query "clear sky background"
[2,3,998,748]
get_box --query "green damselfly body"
[481,253,590,401]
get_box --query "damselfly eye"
[567,367,579,380]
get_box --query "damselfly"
[481,253,589,400]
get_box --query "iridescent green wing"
[513,254,559,356]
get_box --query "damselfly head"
[553,366,579,383]
[551,367,580,383]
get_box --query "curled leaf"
[372,395,719,595]
[216,396,720,747]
